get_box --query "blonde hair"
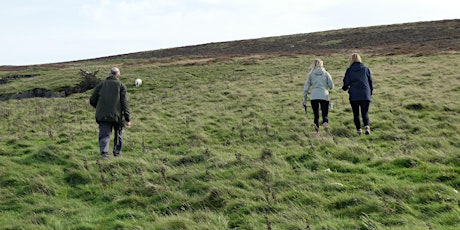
[349,53,362,66]
[309,59,324,73]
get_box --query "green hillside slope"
[0,20,459,229]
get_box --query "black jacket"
[342,62,373,101]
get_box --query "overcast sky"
[1,0,458,66]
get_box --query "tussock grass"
[1,53,459,229]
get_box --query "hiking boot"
[101,153,109,160]
[315,130,320,135]
[357,129,363,136]
[364,126,371,135]
[323,122,329,128]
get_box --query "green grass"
[1,52,459,229]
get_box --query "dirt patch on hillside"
[0,70,101,101]
[0,74,40,84]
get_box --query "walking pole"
[302,103,309,138]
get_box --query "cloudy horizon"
[1,0,458,66]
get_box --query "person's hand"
[125,121,132,127]
[302,101,306,107]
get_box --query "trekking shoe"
[315,130,320,136]
[364,126,371,135]
[101,153,109,160]
[323,122,328,128]
[357,129,363,136]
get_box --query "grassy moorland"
[1,24,460,229]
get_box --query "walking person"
[90,67,131,159]
[341,53,373,135]
[302,59,334,135]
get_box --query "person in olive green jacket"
[90,67,131,159]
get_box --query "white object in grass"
[135,78,142,87]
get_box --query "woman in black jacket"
[342,53,373,135]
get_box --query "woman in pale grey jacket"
[302,59,334,134]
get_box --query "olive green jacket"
[89,76,130,124]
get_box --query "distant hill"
[96,19,459,60]
[1,19,459,71]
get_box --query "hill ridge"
[1,19,459,71]
[93,19,460,60]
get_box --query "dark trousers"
[310,100,329,130]
[98,122,123,156]
[350,100,370,130]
